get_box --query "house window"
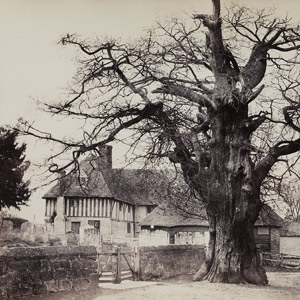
[94,221,100,229]
[71,222,80,234]
[169,233,175,244]
[257,227,270,235]
[88,220,100,229]
[128,206,131,213]
[45,198,57,216]
[127,222,131,234]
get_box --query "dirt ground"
[22,272,300,300]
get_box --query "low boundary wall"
[0,246,98,299]
[138,245,206,280]
[0,244,206,298]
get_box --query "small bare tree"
[277,180,300,221]
[18,1,300,284]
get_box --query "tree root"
[194,260,268,285]
[193,260,212,281]
[243,266,268,285]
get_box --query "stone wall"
[0,246,98,299]
[138,245,205,280]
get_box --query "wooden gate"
[97,246,139,284]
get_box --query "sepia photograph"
[1,0,300,299]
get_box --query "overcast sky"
[1,0,299,222]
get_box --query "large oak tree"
[19,0,300,284]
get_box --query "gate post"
[256,246,263,265]
[133,246,140,281]
[114,247,121,284]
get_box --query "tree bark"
[192,104,268,285]
[189,1,270,284]
[194,215,267,284]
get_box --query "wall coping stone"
[139,245,205,252]
[0,246,97,260]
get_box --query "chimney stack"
[97,145,113,168]
[58,170,67,194]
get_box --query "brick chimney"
[58,170,67,194]
[96,145,113,168]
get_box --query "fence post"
[257,246,263,265]
[97,250,100,275]
[133,246,140,281]
[114,247,121,284]
[99,235,103,251]
[280,253,283,267]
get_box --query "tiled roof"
[43,169,113,198]
[255,205,283,227]
[102,168,167,205]
[141,202,283,228]
[43,155,168,206]
[280,221,300,237]
[140,201,209,227]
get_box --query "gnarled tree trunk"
[190,0,270,284]
[194,213,267,284]
[193,105,268,284]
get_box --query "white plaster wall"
[135,206,148,233]
[135,206,147,224]
[280,237,300,256]
[139,229,210,247]
[111,220,134,239]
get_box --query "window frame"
[127,222,131,234]
[257,227,270,235]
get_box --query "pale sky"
[0,0,299,222]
